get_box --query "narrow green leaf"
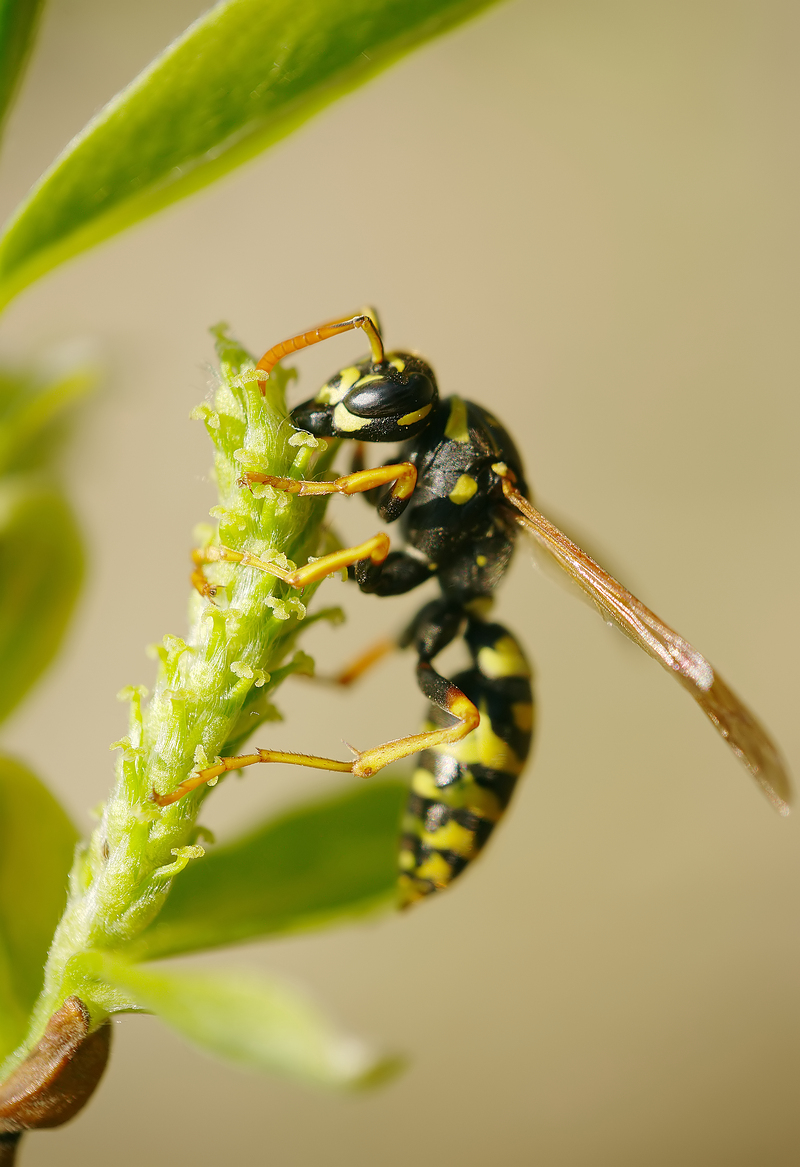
[0,0,499,310]
[95,955,400,1090]
[127,782,406,962]
[0,0,46,143]
[0,481,83,725]
[0,363,94,478]
[0,754,77,1061]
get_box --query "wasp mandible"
[158,311,792,908]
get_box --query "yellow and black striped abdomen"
[399,621,534,907]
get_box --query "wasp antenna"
[255,313,385,390]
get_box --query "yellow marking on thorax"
[448,474,478,505]
[398,403,432,427]
[477,637,529,679]
[390,357,406,372]
[332,402,370,432]
[316,365,361,405]
[444,396,470,442]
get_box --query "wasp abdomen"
[399,621,534,907]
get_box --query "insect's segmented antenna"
[255,312,384,391]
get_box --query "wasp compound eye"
[343,358,437,420]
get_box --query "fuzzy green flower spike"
[0,329,404,1152]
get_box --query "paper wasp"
[156,311,792,908]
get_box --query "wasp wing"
[500,480,791,815]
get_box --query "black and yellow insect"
[158,311,792,909]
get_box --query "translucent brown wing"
[500,478,792,815]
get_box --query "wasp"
[157,312,792,908]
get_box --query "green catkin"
[1,327,339,1075]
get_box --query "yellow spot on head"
[390,357,406,372]
[475,554,488,567]
[316,365,360,405]
[444,396,470,443]
[448,474,478,505]
[477,636,529,679]
[332,401,370,432]
[398,403,432,427]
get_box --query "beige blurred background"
[0,1,799,1163]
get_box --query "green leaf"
[0,754,78,1061]
[0,0,46,143]
[127,781,406,962]
[0,481,83,725]
[94,954,400,1090]
[0,0,499,310]
[0,363,94,477]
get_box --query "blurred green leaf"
[128,781,406,962]
[94,954,401,1090]
[0,0,46,143]
[0,480,83,725]
[0,753,77,1061]
[0,363,94,476]
[0,0,499,310]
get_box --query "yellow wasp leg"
[332,636,397,686]
[294,635,398,688]
[255,311,384,390]
[190,531,390,596]
[239,461,417,505]
[351,673,480,778]
[151,749,354,807]
[191,548,218,598]
[150,681,479,805]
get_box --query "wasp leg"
[352,549,434,595]
[191,548,219,598]
[303,592,463,691]
[151,748,354,807]
[302,591,458,689]
[346,598,478,776]
[255,311,384,389]
[350,662,480,778]
[240,462,416,523]
[190,532,390,594]
[326,592,464,686]
[306,636,397,687]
